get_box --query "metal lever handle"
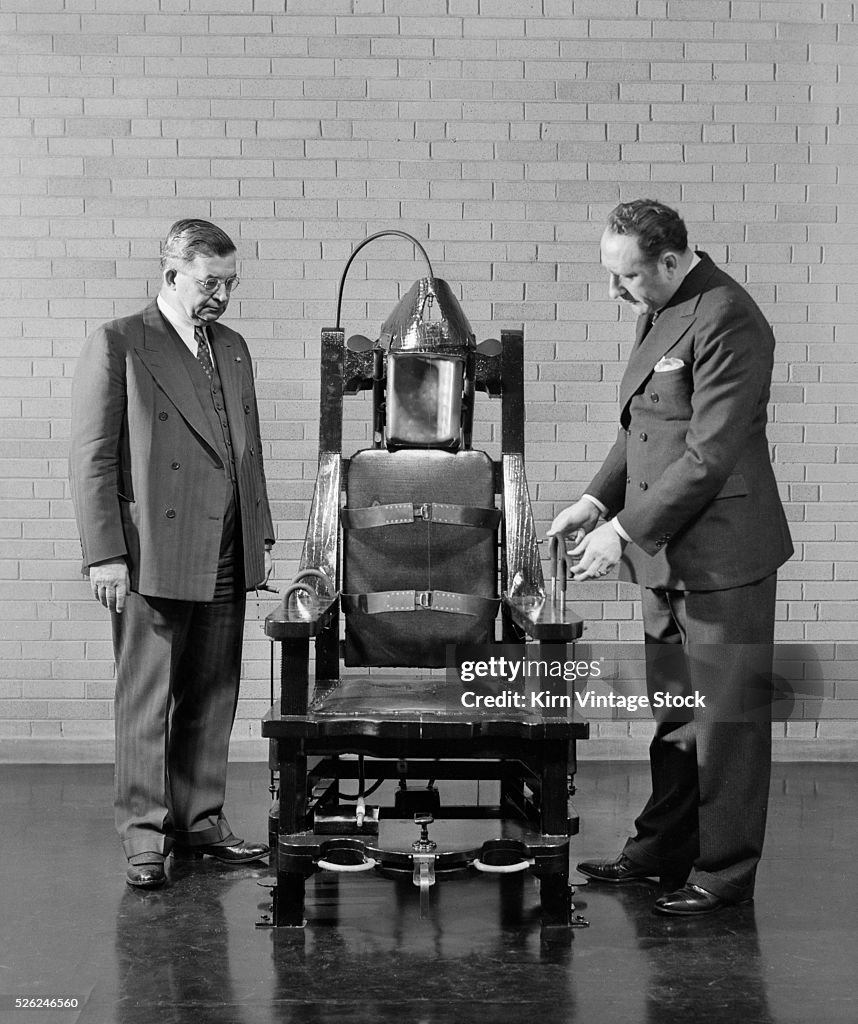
[412,813,437,852]
[548,535,568,608]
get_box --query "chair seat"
[262,674,589,742]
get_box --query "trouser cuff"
[621,839,663,872]
[687,869,753,902]
[172,820,234,847]
[122,834,172,860]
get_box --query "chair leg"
[499,771,528,820]
[537,868,573,927]
[274,871,308,928]
[272,740,312,927]
[267,800,279,855]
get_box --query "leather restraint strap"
[341,590,500,617]
[341,502,500,531]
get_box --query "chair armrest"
[265,450,342,642]
[502,593,583,642]
[265,592,339,640]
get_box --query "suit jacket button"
[171,461,180,470]
[650,393,659,403]
[639,432,647,441]
[158,411,168,421]
[244,404,251,414]
[165,508,176,518]
[639,481,648,490]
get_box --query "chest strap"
[341,502,500,531]
[342,590,499,617]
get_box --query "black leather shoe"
[576,853,656,883]
[173,838,269,864]
[654,884,751,917]
[126,856,166,889]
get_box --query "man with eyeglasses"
[70,219,275,889]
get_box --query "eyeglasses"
[177,270,240,295]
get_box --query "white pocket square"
[654,357,685,372]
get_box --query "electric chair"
[261,231,588,929]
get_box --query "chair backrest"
[342,448,500,668]
[275,326,543,684]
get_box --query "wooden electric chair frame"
[261,324,588,930]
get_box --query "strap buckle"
[413,502,432,521]
[415,590,433,609]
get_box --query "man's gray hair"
[160,219,236,270]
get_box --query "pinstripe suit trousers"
[622,572,778,901]
[112,590,246,859]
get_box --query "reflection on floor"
[1,761,855,1024]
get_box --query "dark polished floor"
[1,760,856,1024]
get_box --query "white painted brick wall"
[1,0,855,759]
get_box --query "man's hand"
[263,548,273,585]
[89,559,130,613]
[568,522,625,582]
[547,498,602,548]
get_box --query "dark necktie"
[194,326,213,378]
[637,309,660,345]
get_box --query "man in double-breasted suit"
[70,219,275,889]
[549,200,793,915]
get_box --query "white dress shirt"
[156,295,211,362]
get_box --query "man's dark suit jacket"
[70,301,274,601]
[587,253,793,591]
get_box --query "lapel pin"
[235,356,242,362]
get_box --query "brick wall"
[1,0,855,761]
